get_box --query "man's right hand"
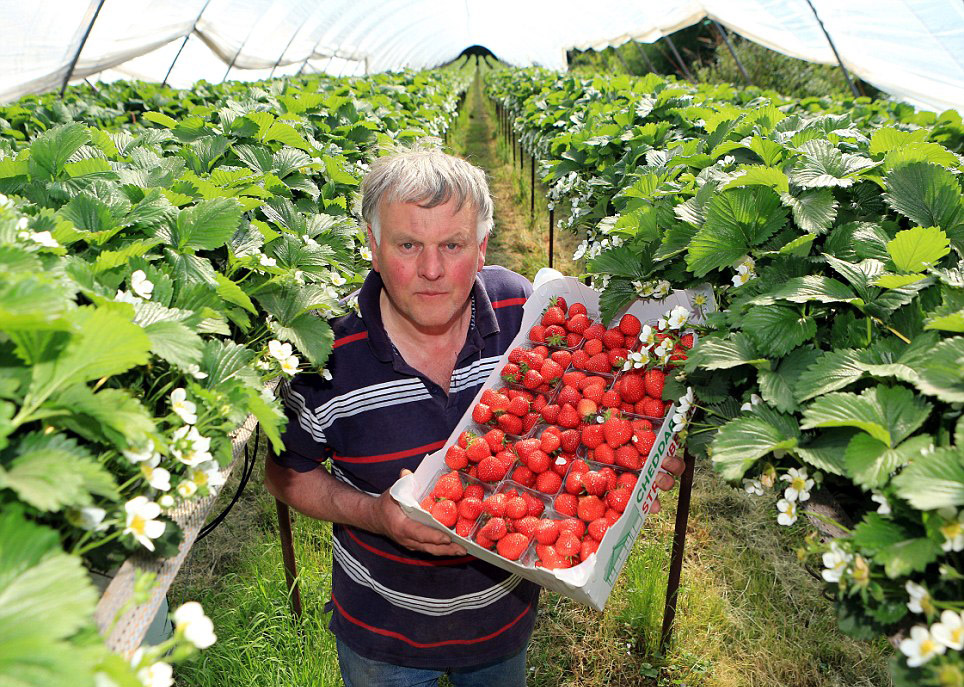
[371,489,468,557]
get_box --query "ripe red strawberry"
[588,518,610,542]
[541,305,566,327]
[603,415,632,448]
[551,296,567,311]
[583,322,606,340]
[639,397,665,418]
[486,392,511,414]
[565,332,584,348]
[505,495,528,519]
[455,517,475,538]
[458,497,483,520]
[644,369,665,399]
[552,454,573,476]
[615,444,641,470]
[607,487,632,513]
[550,350,572,368]
[593,443,615,465]
[472,403,492,425]
[535,470,562,494]
[576,398,598,420]
[555,531,582,557]
[618,313,641,337]
[540,360,564,386]
[557,517,586,538]
[540,403,560,424]
[562,370,585,387]
[497,413,523,435]
[585,353,611,374]
[540,429,561,453]
[430,500,458,527]
[580,538,600,562]
[556,404,580,429]
[523,412,538,434]
[579,384,602,405]
[520,350,544,371]
[536,544,572,570]
[481,429,505,454]
[483,493,507,516]
[513,515,540,539]
[618,472,638,490]
[604,508,622,525]
[680,333,694,349]
[507,395,529,417]
[564,471,584,495]
[559,429,581,453]
[571,349,590,370]
[535,518,560,545]
[566,313,590,334]
[496,449,516,470]
[465,437,491,463]
[554,493,578,516]
[556,385,581,407]
[521,491,545,517]
[515,438,540,459]
[420,495,435,512]
[479,517,508,541]
[511,465,535,487]
[464,484,485,501]
[581,423,605,449]
[528,324,546,343]
[433,472,464,501]
[602,328,625,350]
[527,450,551,474]
[633,429,656,456]
[476,531,495,549]
[568,302,588,317]
[478,456,507,482]
[500,363,521,385]
[607,348,629,369]
[581,471,608,496]
[583,338,604,356]
[619,374,645,403]
[445,445,468,470]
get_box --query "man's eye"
[446,242,460,250]
[401,242,414,250]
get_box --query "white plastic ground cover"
[1,1,962,113]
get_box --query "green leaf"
[887,226,950,272]
[875,273,928,289]
[757,346,820,413]
[588,244,652,280]
[869,126,928,155]
[244,386,285,454]
[780,189,837,233]
[884,163,964,234]
[198,340,258,390]
[711,414,800,481]
[92,239,163,273]
[0,275,71,331]
[790,140,877,188]
[748,136,785,166]
[64,157,112,178]
[851,513,908,551]
[143,111,178,128]
[268,314,334,368]
[685,187,786,277]
[0,433,104,511]
[844,433,933,489]
[721,165,789,194]
[885,142,961,170]
[876,538,942,578]
[801,385,930,448]
[174,197,243,251]
[28,123,89,179]
[59,193,118,235]
[778,233,816,257]
[143,320,204,369]
[909,337,964,402]
[685,333,770,371]
[893,446,964,509]
[213,273,257,315]
[743,304,816,358]
[265,121,313,152]
[794,429,853,476]
[758,275,860,305]
[45,386,155,454]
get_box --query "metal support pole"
[660,449,695,653]
[712,20,751,85]
[664,35,695,83]
[613,47,632,75]
[269,18,308,79]
[548,207,555,268]
[60,0,107,97]
[530,155,535,219]
[804,0,860,98]
[634,41,658,74]
[275,499,303,618]
[162,0,213,88]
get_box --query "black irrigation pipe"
[197,423,261,542]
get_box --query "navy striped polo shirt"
[276,265,540,669]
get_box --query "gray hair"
[361,148,493,243]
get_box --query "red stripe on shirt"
[333,331,369,349]
[490,297,527,309]
[343,527,476,567]
[330,593,533,648]
[334,439,446,464]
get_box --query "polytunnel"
[1,0,963,113]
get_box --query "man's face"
[369,197,487,335]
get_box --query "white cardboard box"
[390,276,712,611]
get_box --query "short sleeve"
[276,376,328,472]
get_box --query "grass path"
[168,71,894,687]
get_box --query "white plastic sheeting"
[1,0,962,113]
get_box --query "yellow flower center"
[792,476,807,492]
[130,514,146,535]
[920,638,937,656]
[942,521,962,540]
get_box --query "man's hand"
[648,453,687,515]
[370,469,467,557]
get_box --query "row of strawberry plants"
[486,67,964,684]
[0,65,470,686]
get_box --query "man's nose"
[417,247,444,280]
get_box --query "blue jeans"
[335,637,528,687]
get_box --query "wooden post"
[275,499,303,618]
[548,207,555,268]
[530,154,535,219]
[660,449,695,653]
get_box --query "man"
[266,147,683,686]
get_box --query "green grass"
[167,72,893,686]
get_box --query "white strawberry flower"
[899,625,945,667]
[141,464,171,492]
[653,280,671,298]
[631,279,651,297]
[177,480,198,498]
[280,355,300,376]
[158,494,175,509]
[173,601,217,649]
[731,270,752,288]
[124,496,166,551]
[170,425,212,467]
[871,492,891,515]
[360,245,372,261]
[776,498,798,526]
[26,230,59,248]
[932,610,964,651]
[572,239,589,261]
[268,339,293,362]
[330,271,346,287]
[170,388,197,425]
[259,254,277,268]
[781,467,814,502]
[638,324,657,349]
[130,650,173,687]
[303,236,319,249]
[740,394,762,412]
[15,217,28,231]
[821,542,853,583]
[0,193,11,209]
[672,410,687,433]
[666,306,690,330]
[185,363,208,380]
[677,387,694,414]
[622,350,648,371]
[906,580,935,615]
[131,270,154,300]
[114,289,142,304]
[123,441,159,464]
[191,460,225,490]
[321,368,333,381]
[66,506,108,531]
[743,478,764,496]
[938,507,964,552]
[347,294,362,318]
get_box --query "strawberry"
[528,324,546,343]
[565,332,583,348]
[580,538,600,562]
[513,515,540,539]
[680,333,694,349]
[576,398,598,420]
[541,305,566,327]
[430,500,458,527]
[583,338,604,356]
[420,496,435,512]
[593,443,615,465]
[621,402,635,413]
[619,374,645,403]
[603,415,632,448]
[556,385,581,407]
[477,456,507,482]
[552,454,573,476]
[511,465,535,487]
[581,423,605,449]
[535,470,562,494]
[581,471,608,496]
[588,518,610,542]
[483,493,507,516]
[544,324,567,347]
[500,363,522,385]
[458,497,483,520]
[540,360,564,386]
[520,350,544,371]
[557,517,586,538]
[433,472,464,501]
[604,508,622,525]
[475,531,495,550]
[497,413,523,436]
[540,403,561,424]
[472,402,492,425]
[515,438,540,459]
[583,322,606,340]
[598,389,619,409]
[482,429,506,454]
[507,395,529,417]
[568,302,588,317]
[522,491,545,517]
[550,349,572,368]
[464,484,485,501]
[618,313,641,338]
[496,449,516,470]
[564,471,584,495]
[599,467,618,491]
[479,517,508,541]
[615,444,641,470]
[455,517,475,538]
[554,493,578,516]
[644,368,665,399]
[639,397,665,418]
[602,328,625,350]
[607,348,629,369]
[535,518,560,545]
[527,450,551,474]
[581,384,603,405]
[583,353,608,374]
[551,296,568,311]
[486,392,511,414]
[553,432,576,455]
[536,544,572,570]
[555,531,582,557]
[505,495,528,519]
[571,349,590,370]
[632,418,653,431]
[445,445,468,470]
[607,487,632,513]
[566,313,590,334]
[556,404,580,429]
[618,472,638,490]
[539,429,561,453]
[465,437,491,463]
[633,429,656,456]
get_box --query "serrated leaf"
[92,239,163,273]
[844,433,933,489]
[198,340,257,390]
[213,272,257,314]
[780,188,837,233]
[269,314,334,368]
[887,226,950,272]
[0,433,102,511]
[757,346,820,413]
[143,319,204,368]
[711,414,800,481]
[244,386,285,454]
[760,275,860,305]
[893,445,964,509]
[793,428,852,476]
[64,157,112,178]
[28,123,89,179]
[925,309,964,332]
[910,337,964,402]
[46,386,155,454]
[174,197,242,251]
[876,538,941,578]
[801,385,930,448]
[743,304,816,357]
[851,513,908,551]
[875,273,928,288]
[265,121,313,152]
[869,127,929,155]
[790,140,877,188]
[885,142,960,170]
[778,233,816,256]
[0,275,71,331]
[721,165,789,194]
[685,333,769,371]
[884,163,964,234]
[143,111,178,128]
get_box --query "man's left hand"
[648,453,687,515]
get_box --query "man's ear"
[477,233,488,272]
[367,225,379,272]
